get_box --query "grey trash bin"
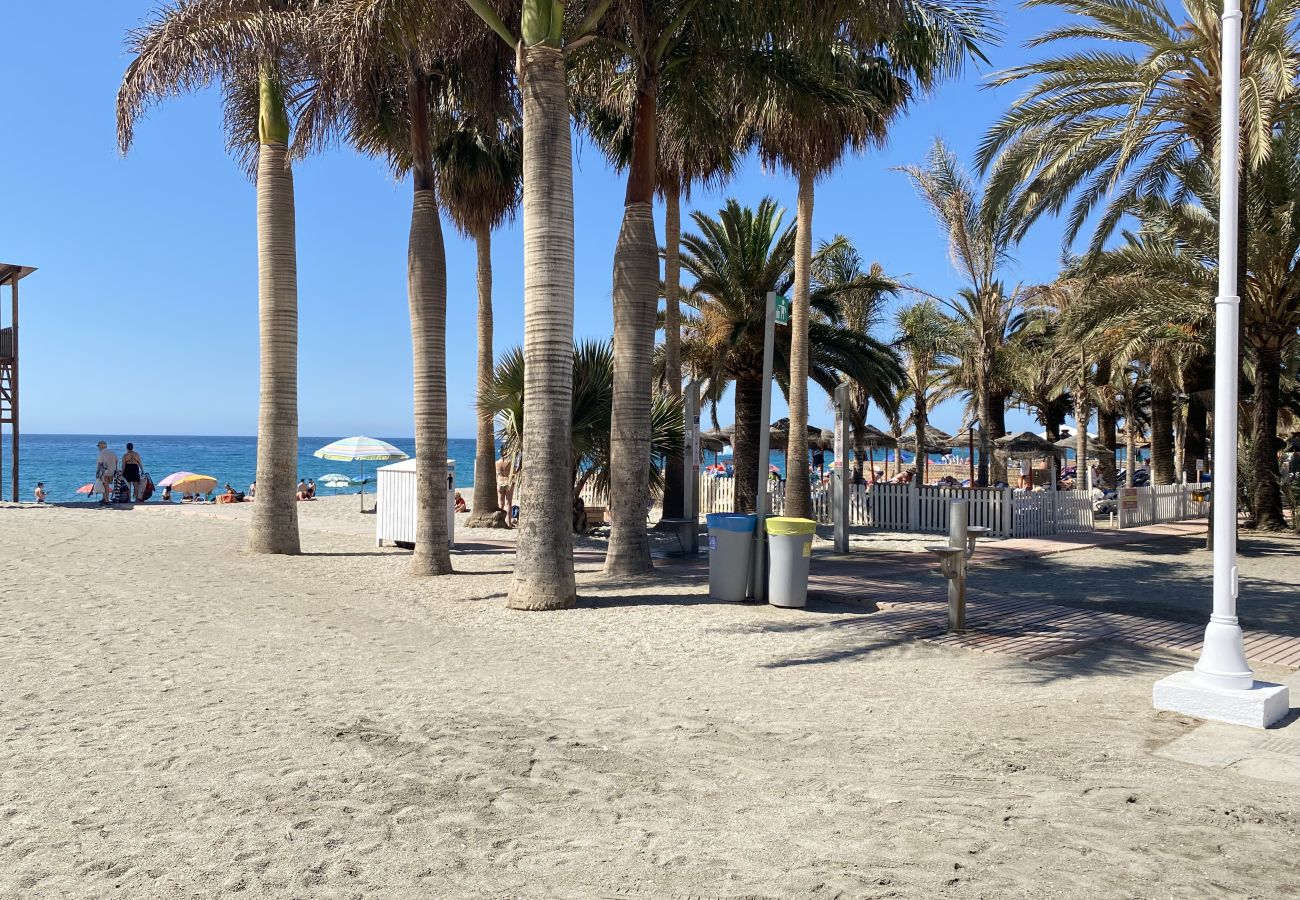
[765,517,816,608]
[706,513,757,602]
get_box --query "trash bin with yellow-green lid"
[764,517,816,608]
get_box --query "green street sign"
[774,293,791,326]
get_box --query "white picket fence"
[1117,484,1210,529]
[689,477,1099,538]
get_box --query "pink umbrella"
[76,483,95,495]
[158,471,197,488]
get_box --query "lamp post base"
[1154,671,1289,729]
[1193,615,1254,690]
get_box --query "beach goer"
[121,442,144,502]
[307,478,316,499]
[297,479,309,501]
[454,491,468,513]
[161,485,172,502]
[34,482,46,503]
[248,481,256,499]
[94,441,118,506]
[495,448,514,519]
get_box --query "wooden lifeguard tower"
[1,263,36,502]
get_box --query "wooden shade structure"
[0,264,35,503]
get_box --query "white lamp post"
[1152,0,1289,727]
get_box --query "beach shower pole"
[752,291,777,601]
[684,379,701,556]
[1154,0,1287,727]
[833,382,850,553]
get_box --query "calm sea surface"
[13,433,997,503]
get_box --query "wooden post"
[10,276,18,502]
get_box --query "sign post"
[683,380,701,556]
[752,292,780,600]
[832,382,850,553]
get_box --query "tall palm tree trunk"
[1098,408,1118,489]
[914,394,928,486]
[850,401,868,483]
[1250,343,1287,529]
[784,168,814,519]
[661,180,685,519]
[510,43,576,609]
[1075,396,1090,489]
[1150,379,1175,485]
[605,79,658,577]
[407,64,451,576]
[733,370,764,514]
[989,390,1008,483]
[467,226,507,528]
[975,377,991,486]
[248,70,300,556]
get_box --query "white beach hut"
[375,458,455,549]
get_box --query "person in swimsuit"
[34,482,46,503]
[94,441,118,506]
[495,447,514,520]
[121,442,144,502]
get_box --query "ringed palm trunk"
[1075,393,1090,489]
[989,389,1009,484]
[913,392,928,485]
[733,369,764,514]
[1125,404,1138,486]
[783,168,815,519]
[605,78,658,577]
[406,63,451,576]
[1150,379,1175,485]
[1098,408,1118,489]
[850,401,867,482]
[248,76,300,555]
[661,180,685,519]
[510,43,576,609]
[467,226,507,528]
[1250,342,1287,529]
[975,375,991,486]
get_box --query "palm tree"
[677,198,903,512]
[435,119,522,529]
[563,3,777,575]
[811,240,903,479]
[901,138,1021,485]
[978,0,1300,256]
[484,340,685,507]
[750,2,994,517]
[576,61,747,522]
[299,2,500,575]
[118,0,313,555]
[462,0,612,608]
[894,300,956,485]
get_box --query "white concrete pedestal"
[1153,671,1290,729]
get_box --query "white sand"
[2,498,1299,898]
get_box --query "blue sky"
[0,1,1080,440]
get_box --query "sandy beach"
[2,496,1299,898]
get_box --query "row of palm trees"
[115,0,1300,619]
[116,0,996,610]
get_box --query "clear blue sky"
[0,1,1081,440]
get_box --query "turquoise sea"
[13,433,989,503]
[13,435,469,503]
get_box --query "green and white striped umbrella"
[312,437,408,511]
[313,437,408,462]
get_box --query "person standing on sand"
[495,448,514,523]
[95,441,118,506]
[34,482,46,503]
[121,442,144,502]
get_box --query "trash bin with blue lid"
[765,517,817,608]
[706,513,757,602]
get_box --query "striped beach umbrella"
[312,437,408,510]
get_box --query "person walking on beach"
[95,441,118,506]
[121,442,144,502]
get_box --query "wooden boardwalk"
[838,588,1300,669]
